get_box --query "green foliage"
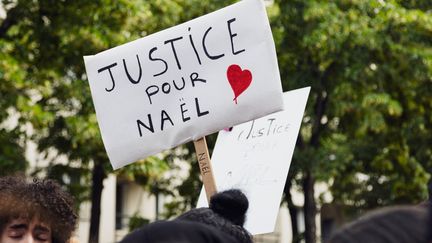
[275,0,432,211]
[0,4,28,175]
[117,156,170,188]
[0,128,27,176]
[128,213,150,232]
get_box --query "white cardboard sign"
[83,0,283,169]
[197,87,310,235]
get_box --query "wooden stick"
[193,136,217,202]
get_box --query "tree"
[0,1,168,242]
[274,0,432,242]
[0,14,28,175]
[0,129,27,175]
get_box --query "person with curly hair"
[0,176,77,243]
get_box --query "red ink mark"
[227,64,252,104]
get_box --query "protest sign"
[197,87,310,235]
[83,0,284,169]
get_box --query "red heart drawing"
[226,64,252,104]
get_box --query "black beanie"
[176,189,252,243]
[120,220,239,243]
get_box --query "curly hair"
[0,176,77,243]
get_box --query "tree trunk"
[303,170,316,243]
[284,184,300,243]
[88,161,106,243]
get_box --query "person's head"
[0,176,77,243]
[176,189,252,243]
[120,220,240,243]
[328,205,431,243]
